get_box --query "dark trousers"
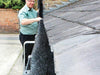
[19,32,36,66]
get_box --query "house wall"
[0,9,19,33]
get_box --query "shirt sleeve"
[18,11,28,23]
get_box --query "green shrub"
[0,0,25,9]
[12,5,22,10]
[0,0,4,8]
[3,0,12,8]
[0,0,38,10]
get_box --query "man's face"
[26,0,35,8]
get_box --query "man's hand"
[21,17,42,25]
[35,17,42,22]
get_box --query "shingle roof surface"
[44,0,100,75]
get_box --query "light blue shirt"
[18,4,38,35]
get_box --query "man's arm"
[21,17,42,25]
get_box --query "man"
[18,0,42,66]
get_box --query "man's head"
[26,0,35,8]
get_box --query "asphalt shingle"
[44,0,100,75]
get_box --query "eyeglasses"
[27,0,35,2]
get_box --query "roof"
[44,0,100,75]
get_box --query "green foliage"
[0,0,4,8]
[12,5,22,10]
[0,0,25,9]
[0,0,38,10]
[3,0,12,8]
